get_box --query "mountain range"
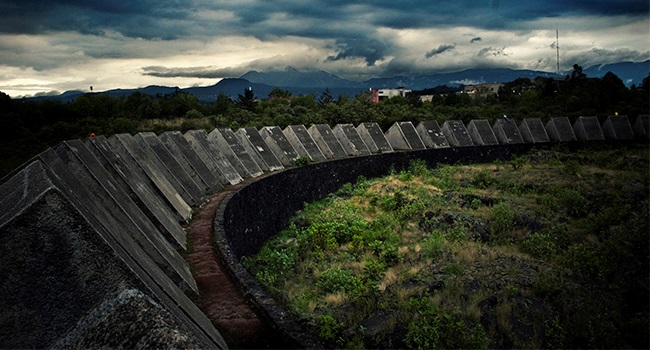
[24,60,649,103]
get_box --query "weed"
[293,155,312,166]
[490,202,515,240]
[473,169,495,189]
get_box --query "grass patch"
[243,144,649,349]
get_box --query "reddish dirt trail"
[183,181,286,349]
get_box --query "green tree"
[236,87,258,112]
[269,87,292,99]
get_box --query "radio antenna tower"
[555,25,560,74]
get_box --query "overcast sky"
[1,0,648,98]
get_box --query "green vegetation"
[243,144,649,349]
[1,68,649,177]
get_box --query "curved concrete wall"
[0,114,646,348]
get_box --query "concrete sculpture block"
[545,117,577,142]
[519,118,550,143]
[283,125,327,162]
[467,120,499,146]
[573,116,605,141]
[332,124,371,156]
[308,124,348,159]
[385,121,426,150]
[416,120,449,148]
[441,120,474,147]
[235,127,284,172]
[356,122,393,153]
[602,115,634,140]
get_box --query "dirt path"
[183,180,287,349]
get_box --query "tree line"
[1,66,648,177]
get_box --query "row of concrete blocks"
[0,114,647,348]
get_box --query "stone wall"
[0,114,646,348]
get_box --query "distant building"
[370,87,412,102]
[462,83,503,97]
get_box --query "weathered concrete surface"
[235,127,284,172]
[159,131,224,193]
[209,128,262,178]
[545,117,577,142]
[416,120,449,149]
[467,120,499,146]
[185,130,243,185]
[86,136,189,234]
[51,289,207,349]
[333,124,371,156]
[441,120,474,147]
[0,158,226,349]
[357,122,394,153]
[308,124,348,159]
[385,122,426,151]
[109,134,196,215]
[53,142,197,293]
[260,126,300,166]
[573,116,605,141]
[493,119,524,144]
[284,125,327,162]
[602,115,634,140]
[519,118,550,143]
[135,132,207,204]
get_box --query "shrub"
[490,202,515,239]
[522,232,557,258]
[318,314,342,342]
[420,230,444,258]
[472,169,495,189]
[317,268,364,295]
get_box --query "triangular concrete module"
[283,125,327,162]
[602,115,634,140]
[333,124,371,156]
[52,142,197,293]
[545,117,577,142]
[107,134,192,222]
[159,131,224,193]
[184,130,243,185]
[357,122,393,153]
[135,132,207,204]
[235,127,284,172]
[441,120,474,147]
[633,115,650,139]
[416,120,449,148]
[0,159,226,349]
[385,121,426,151]
[492,119,524,144]
[519,118,550,143]
[209,128,263,177]
[467,120,499,146]
[260,126,300,166]
[86,135,188,246]
[573,116,605,141]
[308,124,348,159]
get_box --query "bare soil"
[183,180,287,349]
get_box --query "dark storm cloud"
[327,38,392,66]
[142,66,248,79]
[425,44,456,58]
[0,0,647,75]
[2,0,646,37]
